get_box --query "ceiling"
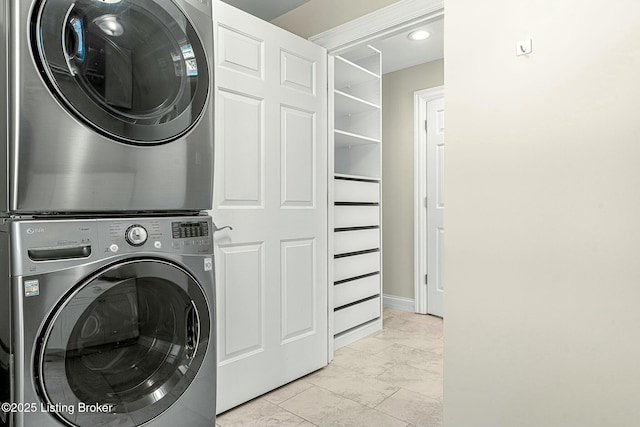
[370,18,444,75]
[220,1,444,75]
[220,0,310,21]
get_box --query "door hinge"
[425,274,428,285]
[424,197,428,208]
[425,119,428,132]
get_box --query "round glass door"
[32,0,210,144]
[37,259,210,427]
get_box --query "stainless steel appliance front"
[0,0,214,214]
[0,215,217,426]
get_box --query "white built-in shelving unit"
[331,45,383,349]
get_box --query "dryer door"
[37,259,211,427]
[32,0,210,144]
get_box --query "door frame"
[310,0,444,55]
[414,86,444,314]
[309,0,444,354]
[311,0,444,354]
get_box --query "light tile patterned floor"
[216,308,443,427]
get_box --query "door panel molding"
[280,50,317,95]
[280,238,317,343]
[216,90,265,208]
[217,242,265,363]
[218,24,265,78]
[280,106,316,207]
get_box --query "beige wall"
[271,0,400,38]
[381,60,444,299]
[444,1,640,426]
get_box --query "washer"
[0,215,216,426]
[0,0,214,214]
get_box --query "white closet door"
[427,97,445,317]
[210,0,328,413]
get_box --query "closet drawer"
[334,274,380,308]
[334,251,380,282]
[334,205,379,229]
[334,228,379,255]
[335,179,379,203]
[334,296,380,335]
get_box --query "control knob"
[125,225,148,246]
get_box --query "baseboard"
[333,318,383,350]
[383,294,415,312]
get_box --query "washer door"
[37,259,210,427]
[32,0,210,144]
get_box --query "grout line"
[275,397,317,426]
[265,380,314,407]
[265,398,312,426]
[373,388,441,427]
[372,387,402,409]
[293,384,411,427]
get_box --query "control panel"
[11,215,214,276]
[99,217,213,254]
[100,216,213,256]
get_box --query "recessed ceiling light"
[408,30,430,41]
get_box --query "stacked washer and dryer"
[1,1,217,426]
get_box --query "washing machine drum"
[36,260,211,426]
[32,0,210,144]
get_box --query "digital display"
[172,221,209,239]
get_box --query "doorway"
[311,3,445,363]
[311,3,445,320]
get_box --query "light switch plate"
[516,39,532,56]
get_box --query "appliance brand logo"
[26,227,45,235]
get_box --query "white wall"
[271,0,400,38]
[382,60,444,299]
[444,1,640,426]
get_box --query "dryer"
[0,215,216,426]
[0,0,214,214]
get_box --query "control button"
[154,241,162,249]
[109,244,119,253]
[125,225,148,246]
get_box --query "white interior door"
[210,0,328,413]
[427,97,444,316]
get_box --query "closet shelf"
[334,90,380,116]
[335,56,380,88]
[334,129,380,148]
[339,45,381,76]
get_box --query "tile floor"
[216,308,443,427]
